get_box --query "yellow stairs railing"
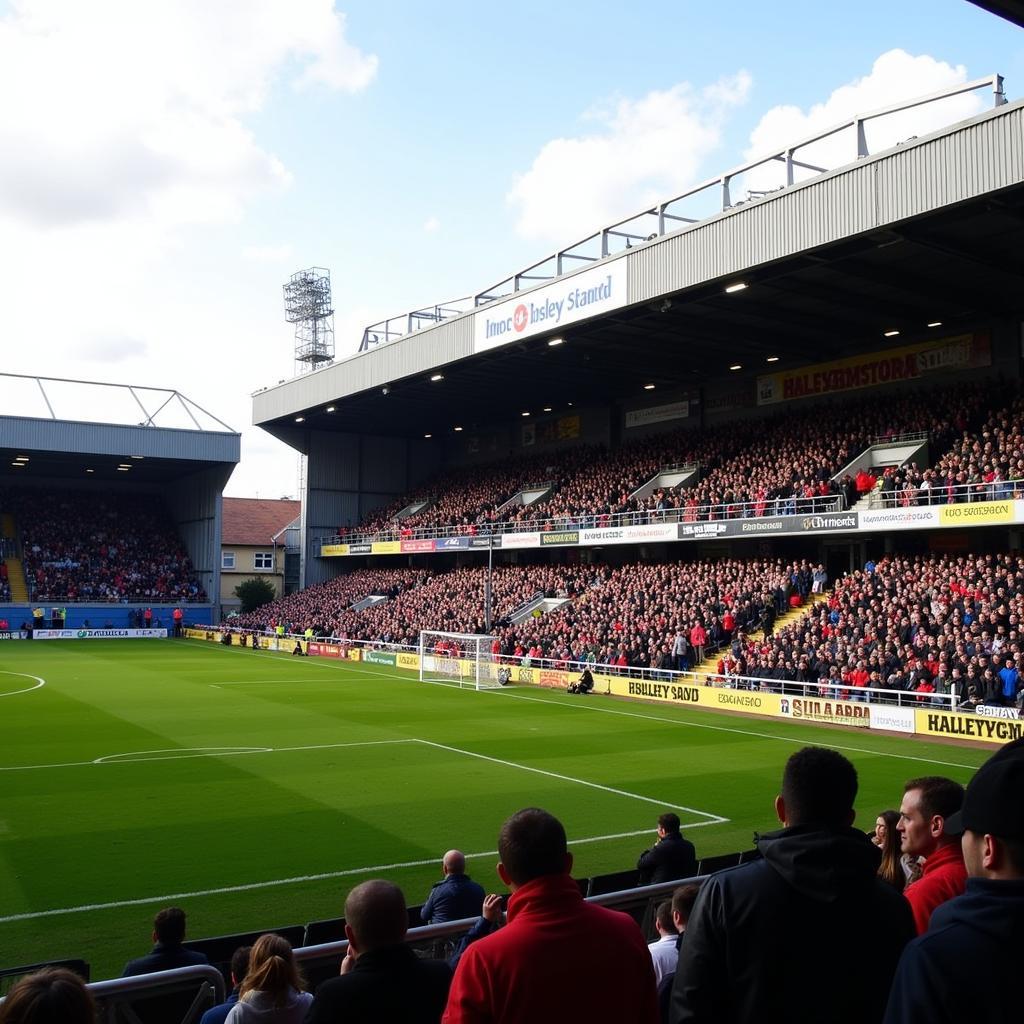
[692,590,831,681]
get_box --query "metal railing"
[866,478,1023,509]
[320,493,844,549]
[871,431,929,446]
[0,965,227,1024]
[360,75,1005,352]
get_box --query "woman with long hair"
[0,968,94,1024]
[225,933,311,1023]
[873,809,905,892]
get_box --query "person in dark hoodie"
[883,738,1024,1024]
[669,746,915,1024]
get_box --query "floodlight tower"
[284,268,335,376]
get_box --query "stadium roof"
[969,1,1024,27]
[254,93,1024,445]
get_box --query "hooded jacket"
[883,877,1024,1024]
[669,824,915,1024]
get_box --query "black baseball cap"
[946,737,1024,838]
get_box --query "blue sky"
[0,1,1020,496]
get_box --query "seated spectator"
[443,807,657,1022]
[305,880,452,1024]
[122,906,210,976]
[200,946,251,1024]
[897,776,967,933]
[0,967,95,1024]
[225,933,310,1024]
[883,738,1024,1024]
[648,900,679,985]
[669,747,915,1024]
[637,813,698,885]
[421,850,486,924]
[873,809,906,892]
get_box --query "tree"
[234,576,276,614]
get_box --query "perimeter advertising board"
[915,709,1024,745]
[34,628,168,640]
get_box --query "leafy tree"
[234,576,276,614]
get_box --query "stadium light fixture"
[547,337,564,347]
[15,456,28,461]
[643,384,656,390]
[430,373,444,382]
[85,468,94,473]
[884,330,900,337]
[766,356,779,363]
[927,321,943,328]
[729,364,742,371]
[116,467,130,472]
[118,463,132,468]
[724,282,748,294]
[521,411,530,417]
[454,426,463,432]
[326,405,336,412]
[543,406,553,412]
[11,461,25,468]
[130,455,144,460]
[424,433,432,438]
[295,416,305,423]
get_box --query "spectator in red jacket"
[442,808,658,1023]
[897,776,967,933]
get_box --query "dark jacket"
[122,942,210,977]
[883,877,1024,1024]
[421,873,485,924]
[304,944,451,1024]
[669,824,915,1024]
[638,832,698,886]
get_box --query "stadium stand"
[745,552,1024,707]
[1,489,207,603]
[328,380,999,541]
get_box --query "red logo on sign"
[513,304,529,332]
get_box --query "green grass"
[0,639,989,980]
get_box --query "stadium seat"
[587,869,641,896]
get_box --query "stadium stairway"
[4,557,28,602]
[691,591,831,681]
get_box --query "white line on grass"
[0,671,46,698]
[416,739,727,822]
[0,822,722,924]
[187,643,987,771]
[186,644,987,771]
[0,739,415,773]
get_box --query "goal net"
[419,630,503,689]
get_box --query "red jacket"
[904,841,967,933]
[443,873,658,1023]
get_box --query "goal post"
[419,630,504,689]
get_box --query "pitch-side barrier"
[186,628,1022,745]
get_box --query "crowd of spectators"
[333,380,1001,541]
[878,389,1024,507]
[740,552,1024,708]
[232,558,815,673]
[0,559,9,602]
[1,489,206,603]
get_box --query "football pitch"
[0,639,989,980]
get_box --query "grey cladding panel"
[361,435,408,492]
[307,431,360,491]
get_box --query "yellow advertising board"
[397,652,421,671]
[320,543,350,556]
[757,332,990,405]
[915,709,1024,745]
[938,500,1014,526]
[347,648,362,661]
[371,541,402,554]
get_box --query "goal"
[419,630,503,689]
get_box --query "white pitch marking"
[180,643,987,771]
[0,822,722,924]
[0,738,415,773]
[0,671,46,698]
[93,747,274,764]
[415,739,727,823]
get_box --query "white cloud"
[507,73,752,244]
[0,0,377,230]
[741,50,984,193]
[423,216,441,233]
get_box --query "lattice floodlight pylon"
[419,630,503,689]
[284,267,335,372]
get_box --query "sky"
[0,0,1020,497]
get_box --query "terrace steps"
[692,590,831,680]
[3,556,28,602]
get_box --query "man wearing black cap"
[884,738,1024,1024]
